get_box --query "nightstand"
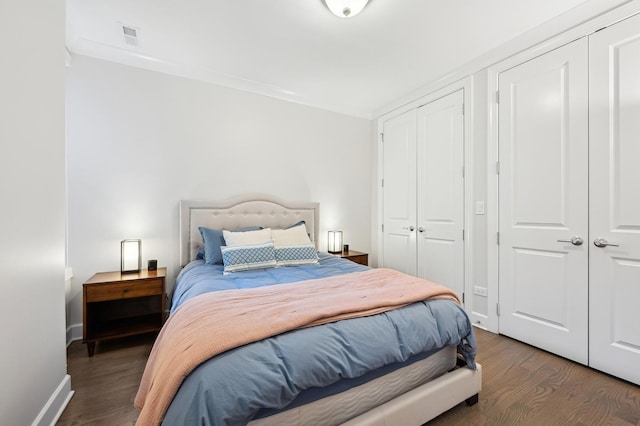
[83,268,166,356]
[338,250,369,266]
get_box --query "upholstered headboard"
[180,195,320,267]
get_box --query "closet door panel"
[416,90,464,297]
[382,110,417,275]
[589,13,640,385]
[498,38,589,364]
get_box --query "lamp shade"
[323,0,369,18]
[327,231,343,253]
[121,239,141,273]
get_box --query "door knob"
[593,237,619,248]
[557,236,583,246]
[418,227,425,232]
[402,226,415,232]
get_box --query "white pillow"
[223,228,272,247]
[271,224,312,247]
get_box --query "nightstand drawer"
[86,279,163,302]
[338,250,369,266]
[346,254,368,266]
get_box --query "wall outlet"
[473,286,488,297]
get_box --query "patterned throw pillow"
[275,244,319,266]
[221,242,277,273]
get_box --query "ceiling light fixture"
[323,0,369,18]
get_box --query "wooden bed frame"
[179,194,481,425]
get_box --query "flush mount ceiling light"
[323,0,369,18]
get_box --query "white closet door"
[416,90,464,297]
[589,14,640,386]
[498,38,589,364]
[382,110,417,275]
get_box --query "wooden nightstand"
[83,268,166,356]
[338,250,369,266]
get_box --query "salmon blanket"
[134,268,460,425]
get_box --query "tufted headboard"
[179,194,320,267]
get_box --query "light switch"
[475,201,485,215]
[473,286,488,296]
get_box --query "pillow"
[271,223,312,247]
[223,228,272,247]
[288,220,313,239]
[199,226,262,265]
[196,247,205,260]
[275,244,319,266]
[221,242,277,273]
[287,220,306,229]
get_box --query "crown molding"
[66,37,372,120]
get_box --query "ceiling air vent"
[122,25,138,47]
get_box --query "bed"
[134,195,481,425]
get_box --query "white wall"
[65,55,372,334]
[0,1,71,425]
[470,70,490,323]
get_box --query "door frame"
[376,76,474,316]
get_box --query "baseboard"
[31,374,74,426]
[66,323,83,347]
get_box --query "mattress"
[249,345,457,426]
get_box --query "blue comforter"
[171,253,368,313]
[163,253,476,425]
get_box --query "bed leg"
[465,393,479,406]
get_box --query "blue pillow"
[199,226,262,265]
[195,247,205,260]
[287,220,306,229]
[221,242,277,273]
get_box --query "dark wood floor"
[57,335,155,425]
[430,330,640,425]
[57,329,640,425]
